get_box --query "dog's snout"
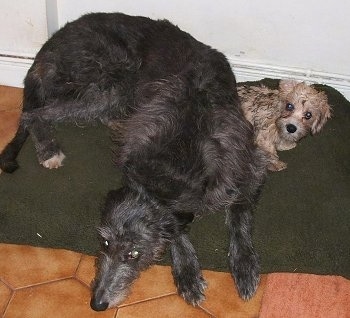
[90,296,109,311]
[286,124,297,134]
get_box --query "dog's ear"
[311,91,332,135]
[173,212,194,232]
[279,80,298,95]
[101,188,128,217]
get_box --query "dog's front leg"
[170,233,207,305]
[226,205,260,300]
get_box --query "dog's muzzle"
[90,296,109,311]
[286,124,297,134]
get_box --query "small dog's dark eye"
[286,103,294,111]
[304,112,312,120]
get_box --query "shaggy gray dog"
[0,13,267,311]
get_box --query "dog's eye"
[102,240,110,250]
[304,112,312,120]
[127,249,140,260]
[286,103,294,111]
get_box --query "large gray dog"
[0,13,267,311]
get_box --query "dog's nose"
[90,297,109,311]
[286,124,297,133]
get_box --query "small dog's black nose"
[286,124,297,133]
[90,297,109,311]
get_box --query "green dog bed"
[1,80,349,277]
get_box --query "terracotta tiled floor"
[0,86,264,317]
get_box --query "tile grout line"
[73,253,85,277]
[0,278,15,317]
[2,294,13,317]
[1,289,15,318]
[74,275,93,290]
[0,278,14,291]
[199,304,217,318]
[10,276,77,291]
[118,292,178,308]
[73,253,95,289]
[113,295,216,318]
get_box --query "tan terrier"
[238,80,331,171]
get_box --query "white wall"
[1,0,350,99]
[0,0,47,86]
[0,0,47,56]
[55,0,350,76]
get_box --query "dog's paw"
[230,253,260,300]
[234,269,260,300]
[268,160,287,171]
[41,151,66,169]
[0,158,19,173]
[175,270,207,306]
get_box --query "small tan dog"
[238,80,331,171]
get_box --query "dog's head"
[90,187,179,311]
[276,80,331,142]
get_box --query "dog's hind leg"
[0,117,63,172]
[0,73,59,172]
[23,113,65,169]
[226,204,260,300]
[170,233,207,306]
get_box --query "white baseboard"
[229,57,350,102]
[0,55,33,88]
[1,55,350,102]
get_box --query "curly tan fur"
[238,80,331,171]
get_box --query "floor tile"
[0,86,23,111]
[0,244,81,288]
[3,278,117,318]
[201,270,266,318]
[0,281,12,316]
[116,294,212,318]
[121,265,177,305]
[0,110,21,152]
[75,254,96,287]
